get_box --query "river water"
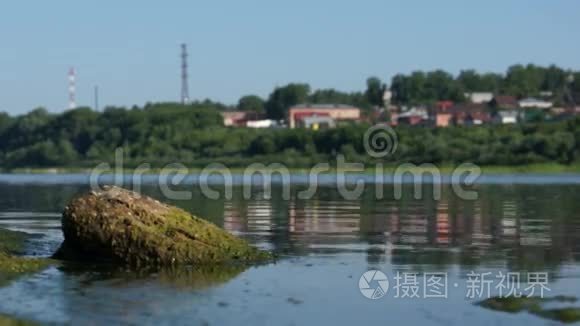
[1,173,580,325]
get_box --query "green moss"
[533,308,580,324]
[0,252,51,287]
[55,187,273,267]
[478,296,580,323]
[0,228,51,287]
[0,314,37,326]
[478,296,542,313]
[0,229,30,255]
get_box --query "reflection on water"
[218,184,578,272]
[56,262,249,291]
[0,179,580,324]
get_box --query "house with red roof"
[288,104,361,129]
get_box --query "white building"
[465,92,494,104]
[383,90,393,105]
[519,98,553,109]
[497,111,519,124]
[398,106,429,119]
[246,119,278,128]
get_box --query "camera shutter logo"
[359,270,389,299]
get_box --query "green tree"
[309,89,371,110]
[457,70,501,93]
[365,77,386,107]
[265,83,310,120]
[237,95,265,114]
[503,64,544,97]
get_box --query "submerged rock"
[0,314,37,326]
[0,228,31,255]
[478,296,580,323]
[0,252,49,283]
[0,228,50,287]
[54,186,271,266]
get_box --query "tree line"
[0,102,578,169]
[236,77,385,120]
[233,64,579,119]
[1,63,579,169]
[391,64,580,106]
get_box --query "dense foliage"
[239,64,580,119]
[0,102,578,169]
[262,77,387,119]
[2,64,580,169]
[390,64,580,105]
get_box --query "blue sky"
[1,0,579,114]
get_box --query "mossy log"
[54,186,271,266]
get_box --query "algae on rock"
[0,314,37,326]
[54,186,271,266]
[0,228,32,255]
[0,228,50,287]
[478,296,580,323]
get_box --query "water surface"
[1,174,580,325]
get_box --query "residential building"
[519,97,553,109]
[246,119,278,128]
[383,90,393,105]
[465,92,494,104]
[288,104,360,129]
[397,107,429,126]
[495,110,519,124]
[301,115,336,130]
[222,111,248,127]
[385,105,400,126]
[490,95,519,110]
[451,103,492,125]
[436,113,452,127]
[551,107,580,121]
[435,101,454,127]
[221,111,265,127]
